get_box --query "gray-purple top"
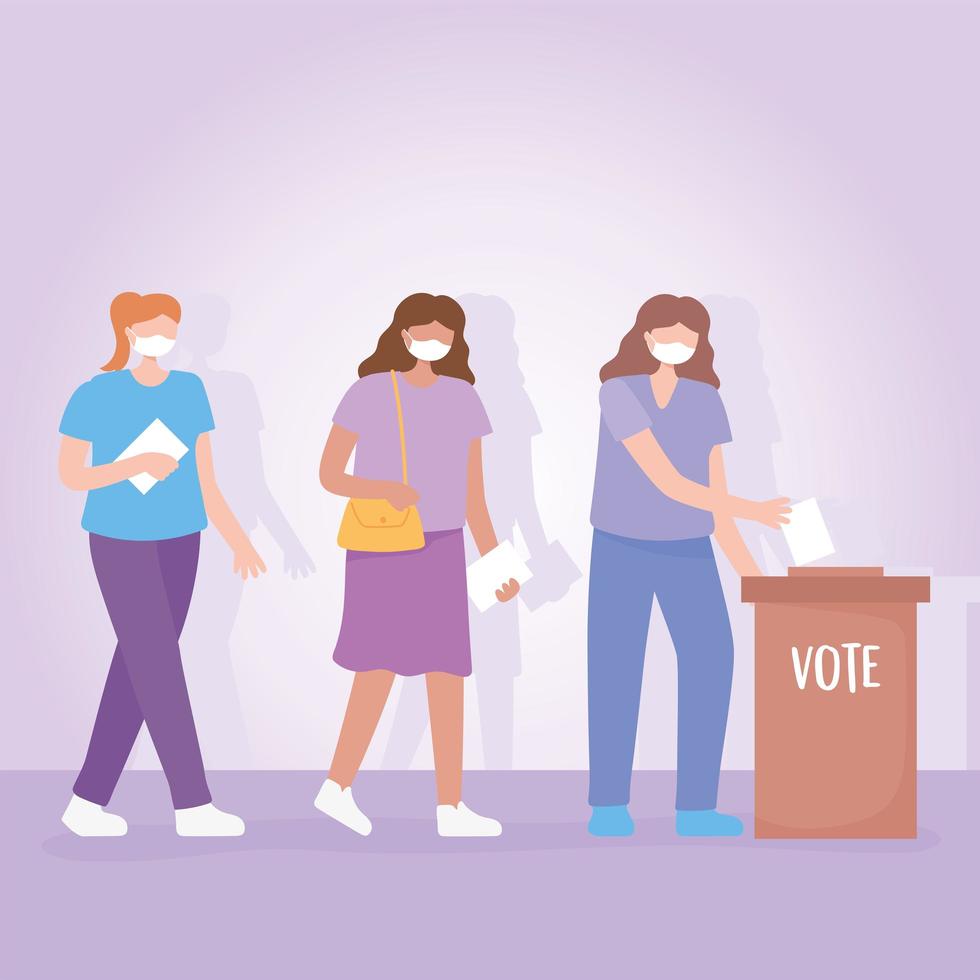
[333,371,492,532]
[590,374,732,541]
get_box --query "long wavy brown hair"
[599,294,720,388]
[358,293,475,384]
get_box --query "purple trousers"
[74,532,211,809]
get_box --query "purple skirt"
[332,529,472,676]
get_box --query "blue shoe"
[676,809,744,837]
[589,805,635,837]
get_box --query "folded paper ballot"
[519,540,582,611]
[114,418,189,495]
[466,540,533,612]
[781,497,836,566]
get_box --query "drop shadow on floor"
[41,816,941,862]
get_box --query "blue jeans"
[587,529,734,810]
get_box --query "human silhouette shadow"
[382,295,579,771]
[700,296,790,573]
[132,295,315,771]
[704,296,886,570]
[41,815,940,862]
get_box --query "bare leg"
[328,670,395,787]
[381,676,430,769]
[426,671,464,805]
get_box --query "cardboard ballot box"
[742,567,930,838]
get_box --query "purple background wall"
[3,0,977,770]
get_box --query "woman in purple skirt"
[316,293,520,837]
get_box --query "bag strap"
[390,370,409,485]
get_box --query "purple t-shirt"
[590,374,732,541]
[333,372,492,531]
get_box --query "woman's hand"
[380,481,420,511]
[132,452,179,481]
[743,497,792,529]
[232,538,267,580]
[495,578,521,603]
[59,436,179,492]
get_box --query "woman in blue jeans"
[588,295,790,837]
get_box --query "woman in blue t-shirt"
[588,295,790,837]
[57,292,266,838]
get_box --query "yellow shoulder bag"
[337,370,426,553]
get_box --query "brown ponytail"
[101,292,181,371]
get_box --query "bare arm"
[465,437,498,556]
[318,423,418,510]
[466,437,519,601]
[58,435,177,491]
[196,433,266,579]
[709,446,763,577]
[621,428,789,528]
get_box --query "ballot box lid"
[742,566,930,603]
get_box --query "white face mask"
[650,340,696,365]
[406,337,452,362]
[129,332,177,358]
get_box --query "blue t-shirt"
[59,370,215,541]
[590,375,732,541]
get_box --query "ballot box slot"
[787,566,884,578]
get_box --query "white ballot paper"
[466,540,533,612]
[781,497,836,566]
[114,418,188,495]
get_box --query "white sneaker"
[61,794,128,837]
[314,778,372,836]
[175,802,245,837]
[437,801,502,838]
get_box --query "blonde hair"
[102,292,181,371]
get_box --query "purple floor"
[7,770,977,979]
